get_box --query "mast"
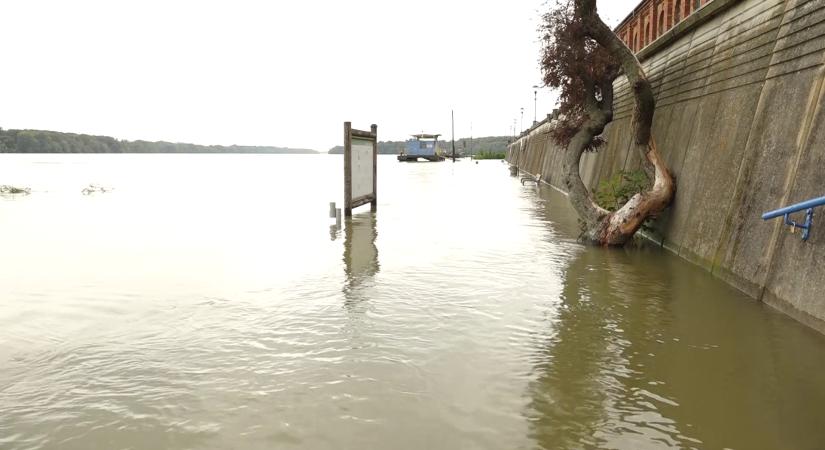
[451,110,456,162]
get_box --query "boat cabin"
[398,134,445,162]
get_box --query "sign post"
[344,122,378,216]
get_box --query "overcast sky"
[0,0,638,151]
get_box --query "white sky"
[0,0,637,151]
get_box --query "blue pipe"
[762,196,825,220]
[762,195,825,242]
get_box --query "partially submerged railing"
[762,196,825,242]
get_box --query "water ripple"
[2,156,825,449]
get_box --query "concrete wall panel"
[716,70,819,297]
[762,65,825,331]
[680,84,764,268]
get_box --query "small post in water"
[329,202,337,218]
[336,208,342,228]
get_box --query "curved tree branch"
[582,12,654,146]
[581,5,675,245]
[541,0,675,245]
[563,110,610,229]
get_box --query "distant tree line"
[0,128,318,154]
[328,136,511,155]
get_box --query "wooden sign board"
[344,122,377,216]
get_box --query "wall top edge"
[635,0,744,62]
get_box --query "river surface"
[1,154,825,450]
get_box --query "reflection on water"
[1,154,825,450]
[343,212,379,312]
[343,214,379,288]
[528,248,694,448]
[526,243,825,449]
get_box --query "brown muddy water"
[1,154,824,450]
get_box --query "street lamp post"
[532,85,540,124]
[520,107,524,134]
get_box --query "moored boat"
[397,134,445,162]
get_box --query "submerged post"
[371,124,378,212]
[344,122,352,216]
[343,121,378,216]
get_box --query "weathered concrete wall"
[509,0,825,332]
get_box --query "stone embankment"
[510,0,825,332]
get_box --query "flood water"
[1,154,825,450]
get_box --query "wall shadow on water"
[524,186,825,450]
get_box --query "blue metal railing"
[762,196,825,241]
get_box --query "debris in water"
[81,184,113,195]
[0,185,31,195]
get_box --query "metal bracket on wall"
[763,196,825,242]
[782,208,814,241]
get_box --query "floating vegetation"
[81,184,113,195]
[0,185,31,195]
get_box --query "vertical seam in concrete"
[673,28,702,177]
[707,77,766,273]
[669,29,709,256]
[677,7,733,260]
[752,0,825,295]
[710,49,781,276]
[758,62,825,300]
[648,38,694,251]
[676,97,725,258]
[541,136,549,183]
[676,3,755,266]
[709,0,812,281]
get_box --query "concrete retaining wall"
[509,0,825,332]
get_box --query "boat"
[397,134,445,162]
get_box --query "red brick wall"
[615,0,713,53]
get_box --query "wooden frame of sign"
[343,122,378,217]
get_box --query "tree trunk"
[566,1,676,246]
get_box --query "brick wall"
[616,0,715,53]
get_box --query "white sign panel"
[351,138,374,200]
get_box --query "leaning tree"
[540,0,675,246]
